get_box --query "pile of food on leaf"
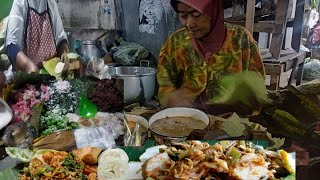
[141,141,295,180]
[14,147,129,180]
[7,140,295,180]
[2,74,125,151]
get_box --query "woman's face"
[177,2,211,39]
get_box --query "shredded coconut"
[54,80,71,93]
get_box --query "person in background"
[157,0,265,115]
[5,0,68,73]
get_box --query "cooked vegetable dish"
[142,141,295,180]
[19,150,97,180]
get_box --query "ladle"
[79,94,97,118]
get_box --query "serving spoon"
[79,94,97,118]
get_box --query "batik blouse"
[157,23,265,108]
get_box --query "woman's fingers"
[26,62,39,74]
[166,89,193,107]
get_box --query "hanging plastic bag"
[302,59,320,81]
[110,39,149,66]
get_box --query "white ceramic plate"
[139,145,167,162]
[126,161,143,180]
[0,97,13,130]
[124,114,149,129]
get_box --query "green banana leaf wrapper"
[208,71,272,114]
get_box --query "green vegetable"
[226,147,242,165]
[40,107,79,136]
[178,150,190,160]
[62,153,84,171]
[36,167,45,175]
[239,141,246,147]
[22,167,29,174]
[5,147,34,163]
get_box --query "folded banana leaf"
[296,81,320,94]
[251,109,320,149]
[208,71,272,110]
[279,85,320,125]
[33,131,76,151]
[272,110,320,147]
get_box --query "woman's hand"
[16,51,39,74]
[25,61,39,74]
[165,88,194,108]
[57,39,69,57]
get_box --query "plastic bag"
[302,59,320,81]
[86,57,113,80]
[74,126,117,149]
[110,40,149,66]
[307,9,319,29]
[74,112,124,149]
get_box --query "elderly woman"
[6,0,68,73]
[157,0,265,115]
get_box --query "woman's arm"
[57,39,69,57]
[157,36,194,107]
[5,0,39,73]
[15,51,39,73]
[7,43,38,73]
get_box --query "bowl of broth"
[149,107,209,145]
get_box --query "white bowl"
[0,97,12,130]
[149,107,209,144]
[125,114,149,130]
[123,114,149,144]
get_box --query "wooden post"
[245,0,255,34]
[291,0,306,52]
[269,0,290,59]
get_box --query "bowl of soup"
[149,107,209,145]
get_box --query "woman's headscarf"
[175,0,226,60]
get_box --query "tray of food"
[0,140,295,180]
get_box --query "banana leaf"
[0,140,268,179]
[296,80,320,95]
[280,85,320,124]
[251,109,320,149]
[208,71,272,109]
[29,102,43,137]
[0,168,19,180]
[13,72,54,90]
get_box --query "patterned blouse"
[157,23,265,110]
